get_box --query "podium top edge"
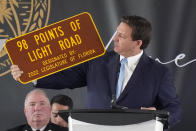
[59,109,169,117]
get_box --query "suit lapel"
[23,124,33,131]
[117,53,149,101]
[44,123,51,131]
[20,123,54,131]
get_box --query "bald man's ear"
[24,108,27,117]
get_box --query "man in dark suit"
[11,15,181,127]
[7,89,67,131]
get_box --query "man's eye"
[120,35,128,39]
[40,102,46,106]
[117,33,127,39]
[29,103,35,106]
[119,34,124,38]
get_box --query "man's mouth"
[114,42,119,46]
[33,113,42,117]
[114,44,119,48]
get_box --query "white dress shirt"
[119,50,143,94]
[31,125,47,131]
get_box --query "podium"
[59,109,169,131]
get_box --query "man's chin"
[114,48,120,54]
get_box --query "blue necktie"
[116,58,127,99]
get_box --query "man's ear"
[136,40,143,48]
[24,108,26,117]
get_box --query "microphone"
[111,95,128,109]
[111,94,116,108]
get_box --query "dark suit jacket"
[37,51,181,127]
[7,122,68,131]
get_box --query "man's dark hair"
[51,94,73,109]
[121,15,152,49]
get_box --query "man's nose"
[113,32,119,41]
[34,104,42,110]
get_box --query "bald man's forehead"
[26,92,50,105]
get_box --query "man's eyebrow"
[28,102,35,105]
[28,100,47,103]
[40,100,47,102]
[29,101,35,103]
[116,28,126,35]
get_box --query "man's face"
[113,22,142,57]
[51,103,69,127]
[24,92,51,129]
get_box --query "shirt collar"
[31,125,47,131]
[120,50,143,67]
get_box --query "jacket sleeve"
[156,68,182,127]
[35,62,88,90]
